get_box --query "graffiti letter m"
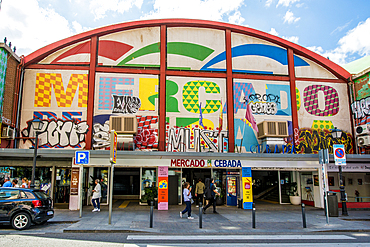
[34,73,88,108]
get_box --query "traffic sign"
[110,130,117,164]
[75,151,89,164]
[333,144,346,166]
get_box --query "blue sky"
[1,0,370,65]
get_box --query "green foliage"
[141,186,157,203]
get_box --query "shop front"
[73,154,322,210]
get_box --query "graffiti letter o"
[303,85,339,116]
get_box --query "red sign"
[110,130,117,163]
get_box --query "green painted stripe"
[167,42,214,61]
[118,42,214,66]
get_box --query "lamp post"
[330,127,348,216]
[30,118,44,189]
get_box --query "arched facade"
[19,19,352,154]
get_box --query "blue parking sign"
[75,151,89,164]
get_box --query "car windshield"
[34,191,49,199]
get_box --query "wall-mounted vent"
[355,124,370,136]
[1,126,15,139]
[357,135,370,147]
[109,116,137,134]
[257,121,288,139]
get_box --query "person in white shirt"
[180,182,193,219]
[92,179,101,212]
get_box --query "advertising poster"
[158,166,168,210]
[242,167,253,209]
[70,168,79,195]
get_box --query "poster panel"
[242,167,253,209]
[158,166,168,210]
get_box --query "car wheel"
[11,212,31,230]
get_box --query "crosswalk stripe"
[127,234,355,241]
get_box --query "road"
[1,231,370,246]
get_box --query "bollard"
[150,201,154,228]
[252,203,256,229]
[301,203,307,228]
[199,202,203,228]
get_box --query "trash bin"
[327,192,338,217]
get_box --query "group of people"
[180,178,220,219]
[1,176,30,188]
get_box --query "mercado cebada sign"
[170,159,242,168]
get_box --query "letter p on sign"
[75,151,89,165]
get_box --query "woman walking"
[180,182,194,219]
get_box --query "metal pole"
[338,166,349,216]
[150,201,154,228]
[79,166,83,218]
[301,203,306,228]
[199,202,203,228]
[108,163,114,224]
[30,131,39,188]
[252,203,256,228]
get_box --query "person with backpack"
[202,178,220,214]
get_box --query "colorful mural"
[295,128,354,154]
[0,48,8,120]
[21,112,88,148]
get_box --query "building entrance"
[252,171,279,203]
[114,168,140,199]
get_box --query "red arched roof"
[24,18,350,80]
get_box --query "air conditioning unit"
[1,126,15,139]
[357,135,370,147]
[355,124,370,136]
[257,121,288,139]
[109,116,137,134]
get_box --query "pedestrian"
[12,179,20,188]
[21,178,29,188]
[203,178,220,214]
[92,179,101,212]
[195,178,205,208]
[180,182,194,219]
[2,176,12,187]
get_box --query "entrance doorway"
[252,171,279,203]
[114,168,140,199]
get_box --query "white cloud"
[0,0,88,56]
[269,28,279,36]
[283,35,299,44]
[307,18,370,65]
[228,11,245,25]
[283,10,300,24]
[89,0,144,21]
[277,0,300,7]
[265,0,273,7]
[141,0,244,23]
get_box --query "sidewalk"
[50,200,370,234]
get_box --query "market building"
[0,19,368,210]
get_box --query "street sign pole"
[334,144,348,216]
[319,149,329,225]
[109,130,117,225]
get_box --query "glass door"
[54,168,71,204]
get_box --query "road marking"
[127,234,355,240]
[119,201,131,208]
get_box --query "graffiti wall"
[352,71,370,154]
[0,48,8,121]
[20,70,89,149]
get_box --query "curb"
[63,229,151,233]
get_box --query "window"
[0,190,19,200]
[34,191,49,199]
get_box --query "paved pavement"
[40,200,370,234]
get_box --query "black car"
[0,187,54,230]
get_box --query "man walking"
[92,179,101,212]
[195,178,205,207]
[203,178,220,214]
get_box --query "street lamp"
[330,127,348,216]
[30,118,44,188]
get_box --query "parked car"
[0,187,54,230]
